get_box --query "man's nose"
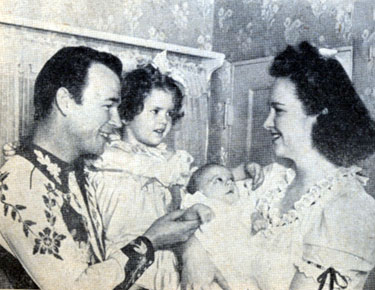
[109,108,122,129]
[263,111,274,130]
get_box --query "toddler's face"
[125,88,174,147]
[200,166,239,205]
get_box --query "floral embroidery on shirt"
[34,150,62,184]
[33,227,66,260]
[0,172,36,238]
[1,172,67,261]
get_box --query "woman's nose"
[263,110,274,130]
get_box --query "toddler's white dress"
[87,139,194,290]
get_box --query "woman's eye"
[151,109,159,114]
[217,178,223,182]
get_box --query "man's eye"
[274,107,285,114]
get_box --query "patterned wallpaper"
[213,0,355,61]
[0,0,214,50]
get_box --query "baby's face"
[200,166,239,205]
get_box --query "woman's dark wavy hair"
[119,64,184,125]
[270,41,375,167]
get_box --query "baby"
[181,164,262,289]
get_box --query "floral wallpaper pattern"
[1,0,214,50]
[0,23,219,166]
[213,0,356,61]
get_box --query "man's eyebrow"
[269,101,285,107]
[105,97,120,103]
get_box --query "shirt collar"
[18,142,75,193]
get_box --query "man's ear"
[55,87,73,117]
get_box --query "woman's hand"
[231,162,265,190]
[245,162,265,190]
[251,212,268,234]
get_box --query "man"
[0,46,202,289]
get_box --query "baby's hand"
[251,212,268,234]
[181,204,214,225]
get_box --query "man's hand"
[143,209,201,250]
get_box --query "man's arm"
[0,163,200,290]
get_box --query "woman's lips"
[153,128,165,135]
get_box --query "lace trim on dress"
[256,166,367,235]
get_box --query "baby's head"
[187,164,239,205]
[119,64,184,147]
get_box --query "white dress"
[248,163,375,290]
[87,139,194,290]
[181,185,257,289]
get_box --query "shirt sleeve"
[296,183,375,288]
[0,158,136,290]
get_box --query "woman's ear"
[121,119,129,126]
[55,87,72,117]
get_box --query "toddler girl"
[87,64,193,290]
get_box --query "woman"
[248,42,375,290]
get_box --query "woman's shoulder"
[312,167,375,240]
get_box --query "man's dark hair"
[34,46,123,121]
[270,41,375,166]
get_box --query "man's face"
[68,63,122,156]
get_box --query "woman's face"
[263,78,317,161]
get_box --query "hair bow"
[151,50,187,91]
[319,48,338,58]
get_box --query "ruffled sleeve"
[92,142,194,188]
[296,177,375,288]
